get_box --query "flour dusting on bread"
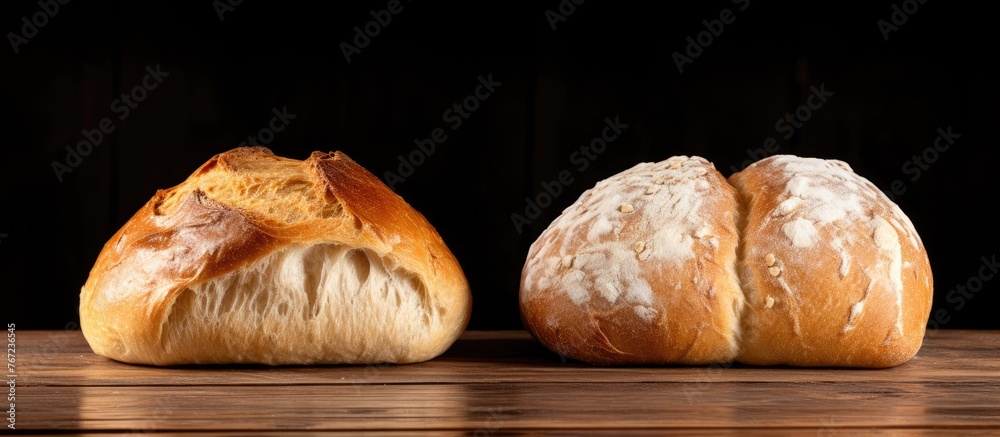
[523,156,721,320]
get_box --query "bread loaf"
[520,155,932,367]
[80,147,472,365]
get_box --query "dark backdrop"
[1,0,996,330]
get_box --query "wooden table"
[9,330,1000,435]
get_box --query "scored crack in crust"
[80,147,472,365]
[519,155,933,367]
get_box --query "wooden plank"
[14,330,1000,431]
[15,330,1000,387]
[15,381,1000,431]
[61,430,1000,436]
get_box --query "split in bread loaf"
[80,147,471,365]
[520,155,932,367]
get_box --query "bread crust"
[80,147,471,365]
[520,157,744,364]
[731,156,932,367]
[520,155,932,367]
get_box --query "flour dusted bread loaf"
[81,147,471,365]
[520,157,745,364]
[520,155,932,367]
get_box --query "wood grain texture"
[11,330,1000,433]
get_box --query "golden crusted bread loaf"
[81,147,471,365]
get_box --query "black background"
[1,0,996,331]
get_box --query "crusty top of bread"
[80,147,471,365]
